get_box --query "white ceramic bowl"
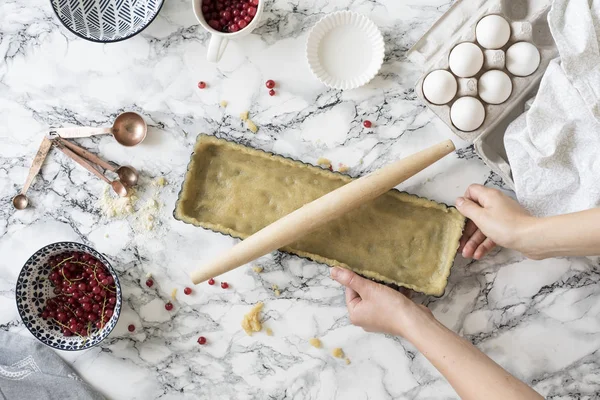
[306,11,385,90]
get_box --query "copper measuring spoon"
[49,112,147,146]
[57,138,139,187]
[54,143,129,197]
[12,137,53,210]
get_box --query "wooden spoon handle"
[55,144,111,184]
[190,139,456,284]
[57,138,116,172]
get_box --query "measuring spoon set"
[12,112,146,210]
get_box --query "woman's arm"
[330,267,543,400]
[455,184,600,260]
[408,311,541,400]
[518,208,600,258]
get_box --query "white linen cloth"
[504,0,600,217]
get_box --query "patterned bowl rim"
[15,241,122,351]
[49,0,165,44]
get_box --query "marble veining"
[1,0,599,399]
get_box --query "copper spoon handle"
[54,143,111,184]
[21,137,53,194]
[57,138,116,172]
[49,127,112,139]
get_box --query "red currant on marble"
[197,336,207,345]
[208,278,215,285]
[184,287,192,295]
[146,278,154,288]
[165,302,174,311]
[269,89,276,96]
[221,282,229,289]
[198,81,207,89]
[266,80,275,89]
[128,324,135,332]
[363,120,372,128]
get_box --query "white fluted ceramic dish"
[306,11,385,90]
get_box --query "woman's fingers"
[459,220,479,252]
[331,267,372,298]
[345,287,361,310]
[474,237,496,260]
[464,183,498,207]
[462,228,487,258]
[456,196,485,223]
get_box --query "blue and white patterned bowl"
[50,0,164,43]
[15,242,122,351]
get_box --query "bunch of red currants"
[40,251,117,338]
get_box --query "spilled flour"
[99,187,137,219]
[98,177,166,237]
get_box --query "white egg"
[450,97,485,132]
[476,15,511,49]
[506,42,540,77]
[478,70,512,104]
[448,42,484,78]
[422,70,457,105]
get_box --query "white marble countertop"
[1,0,599,399]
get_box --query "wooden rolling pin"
[190,139,455,284]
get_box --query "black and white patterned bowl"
[50,0,164,43]
[15,242,122,351]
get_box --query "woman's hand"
[332,266,544,400]
[330,267,433,339]
[455,184,537,260]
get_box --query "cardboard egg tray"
[407,0,558,188]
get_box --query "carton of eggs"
[420,14,542,132]
[408,0,558,188]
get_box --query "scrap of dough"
[309,338,322,348]
[266,328,273,336]
[155,177,167,186]
[338,164,350,173]
[220,100,228,107]
[240,111,249,121]
[332,348,344,358]
[271,284,280,296]
[241,302,264,335]
[345,357,351,365]
[246,120,258,133]
[171,288,177,300]
[316,157,331,166]
[252,266,263,273]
